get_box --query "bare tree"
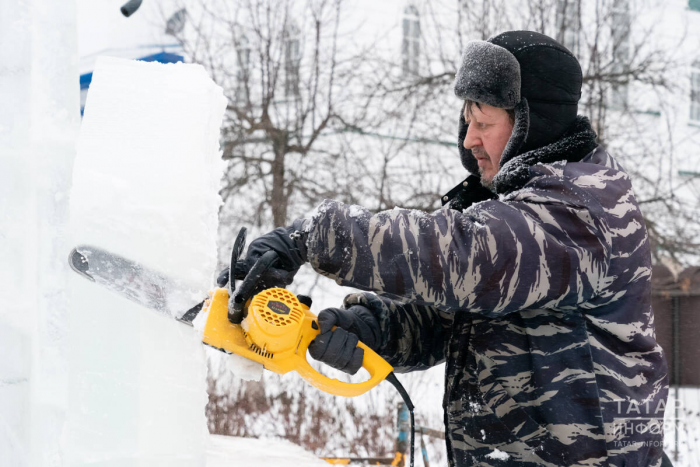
[167,0,699,256]
[370,0,700,264]
[169,0,387,228]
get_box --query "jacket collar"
[441,174,497,212]
[492,115,598,194]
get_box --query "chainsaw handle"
[229,250,279,324]
[295,320,394,397]
[227,227,247,292]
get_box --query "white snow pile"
[207,434,328,467]
[64,56,227,466]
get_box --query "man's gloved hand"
[218,219,308,290]
[308,305,381,375]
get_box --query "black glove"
[308,305,381,375]
[218,219,308,290]
[216,263,250,287]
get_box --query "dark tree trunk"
[271,135,288,227]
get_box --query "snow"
[207,434,328,467]
[347,204,366,218]
[63,57,226,466]
[453,40,521,109]
[485,448,510,460]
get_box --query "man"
[231,31,669,466]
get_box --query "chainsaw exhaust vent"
[249,341,274,359]
[241,331,274,359]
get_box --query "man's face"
[463,103,514,186]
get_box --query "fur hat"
[454,31,583,180]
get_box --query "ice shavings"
[76,245,203,320]
[191,297,264,383]
[223,353,264,382]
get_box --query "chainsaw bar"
[69,245,204,324]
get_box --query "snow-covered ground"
[206,434,327,467]
[665,388,700,466]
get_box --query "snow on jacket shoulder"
[305,146,668,467]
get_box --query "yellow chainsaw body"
[201,287,393,397]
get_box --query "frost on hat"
[453,32,584,182]
[453,41,521,109]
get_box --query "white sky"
[77,0,180,74]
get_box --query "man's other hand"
[308,306,381,374]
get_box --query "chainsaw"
[199,228,398,398]
[69,227,415,465]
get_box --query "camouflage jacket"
[305,126,668,466]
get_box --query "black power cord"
[386,372,415,467]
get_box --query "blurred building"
[653,264,700,386]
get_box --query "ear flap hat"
[455,31,583,184]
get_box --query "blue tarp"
[80,51,184,90]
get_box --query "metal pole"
[396,402,410,467]
[672,296,680,462]
[420,435,430,467]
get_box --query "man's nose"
[463,123,481,150]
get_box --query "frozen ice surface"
[64,57,227,466]
[206,434,328,467]
[71,56,227,295]
[0,1,79,465]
